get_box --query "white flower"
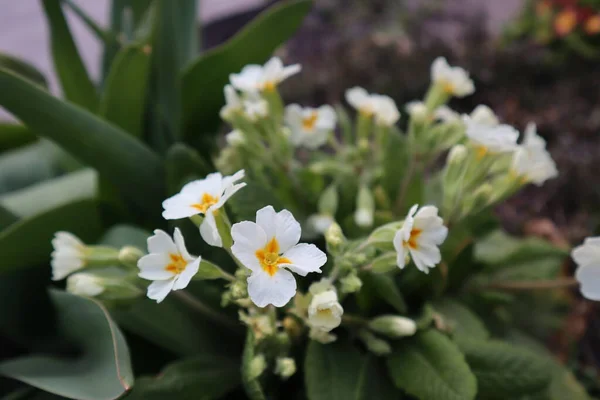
[51,232,87,281]
[225,129,245,147]
[137,228,200,303]
[307,213,335,235]
[431,57,475,97]
[285,104,336,148]
[572,237,600,300]
[470,105,499,127]
[463,116,518,155]
[274,357,297,379]
[393,204,448,274]
[308,290,343,332]
[345,87,400,126]
[406,101,428,119]
[511,123,558,186]
[162,170,246,247]
[230,57,301,93]
[231,206,327,307]
[243,94,269,121]
[66,272,105,297]
[434,105,460,123]
[220,84,243,120]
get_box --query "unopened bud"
[354,185,375,228]
[325,222,346,254]
[283,316,303,339]
[225,129,246,147]
[196,260,228,280]
[367,221,401,252]
[318,184,339,216]
[309,279,335,295]
[274,357,297,380]
[230,280,248,299]
[406,101,428,121]
[340,273,363,294]
[118,246,144,268]
[66,272,142,301]
[359,329,392,356]
[447,144,467,165]
[309,327,337,344]
[368,315,417,338]
[248,354,267,380]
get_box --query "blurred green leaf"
[432,299,489,341]
[99,224,149,250]
[0,199,103,274]
[356,355,401,400]
[0,69,165,216]
[62,0,112,44]
[0,169,97,218]
[181,0,311,147]
[0,53,48,89]
[41,0,98,111]
[0,290,133,400]
[0,123,37,153]
[126,355,240,400]
[0,204,18,229]
[387,329,476,400]
[100,45,151,138]
[241,330,266,400]
[360,272,408,314]
[165,143,211,194]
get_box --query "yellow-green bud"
[447,144,467,165]
[358,330,392,356]
[118,246,144,268]
[274,357,297,380]
[368,315,417,338]
[318,184,339,216]
[354,185,375,228]
[340,273,363,294]
[325,222,346,254]
[230,280,248,299]
[248,354,267,380]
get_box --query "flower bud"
[66,273,105,297]
[283,316,303,339]
[307,214,335,236]
[340,273,363,294]
[308,290,344,332]
[309,279,334,295]
[406,101,428,121]
[354,185,375,228]
[225,129,246,147]
[66,272,142,301]
[368,315,417,338]
[309,327,337,344]
[318,184,339,216]
[325,222,346,254]
[358,329,392,356]
[274,357,297,380]
[230,280,248,299]
[248,354,267,380]
[447,144,467,165]
[118,246,144,268]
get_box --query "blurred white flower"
[137,229,200,303]
[225,129,245,147]
[220,85,243,120]
[463,116,518,156]
[572,237,600,300]
[393,204,448,274]
[285,104,336,148]
[406,101,428,120]
[346,87,400,126]
[66,272,105,297]
[431,57,475,97]
[307,213,335,235]
[469,105,499,127]
[230,57,301,93]
[51,232,87,281]
[231,206,326,307]
[511,123,558,186]
[434,105,460,123]
[308,290,343,332]
[346,87,378,116]
[243,94,269,121]
[162,170,246,247]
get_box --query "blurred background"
[2,0,600,394]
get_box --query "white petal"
[431,57,449,82]
[231,221,268,250]
[51,257,84,281]
[162,193,201,219]
[572,238,600,267]
[216,182,246,209]
[256,205,277,240]
[247,268,297,308]
[181,173,224,198]
[147,229,177,254]
[173,228,193,261]
[200,211,222,247]
[316,105,337,129]
[576,264,600,300]
[281,243,326,276]
[275,209,301,252]
[53,231,84,249]
[345,87,369,110]
[280,64,301,81]
[231,243,262,272]
[410,244,441,273]
[173,257,201,290]
[147,279,176,303]
[138,254,174,280]
[393,228,408,254]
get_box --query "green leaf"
[0,53,48,89]
[1,169,97,218]
[229,173,284,221]
[360,272,408,314]
[125,355,240,400]
[0,290,133,400]
[356,355,402,400]
[99,45,151,138]
[387,329,477,400]
[0,199,103,274]
[181,0,312,144]
[0,123,37,153]
[99,224,149,250]
[241,330,266,400]
[0,68,165,215]
[0,204,18,229]
[305,340,364,400]
[382,130,408,200]
[63,0,112,45]
[456,338,552,400]
[41,0,98,111]
[432,299,489,341]
[165,143,211,194]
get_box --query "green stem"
[173,290,242,331]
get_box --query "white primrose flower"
[393,204,448,274]
[307,213,335,235]
[572,237,600,300]
[243,94,269,121]
[162,170,246,247]
[308,290,343,332]
[51,232,87,281]
[220,84,243,120]
[137,228,200,303]
[373,96,400,127]
[231,206,327,307]
[230,56,301,93]
[463,115,519,156]
[511,123,558,186]
[66,272,105,297]
[225,129,245,147]
[470,105,499,127]
[406,101,428,120]
[431,57,475,97]
[434,105,460,123]
[345,87,400,126]
[285,104,337,149]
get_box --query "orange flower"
[554,8,578,36]
[585,15,600,34]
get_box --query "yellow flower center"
[262,81,276,92]
[165,253,187,274]
[403,228,422,250]
[442,81,455,95]
[255,237,292,277]
[302,112,319,132]
[359,107,374,117]
[317,308,333,317]
[192,193,219,213]
[475,145,488,160]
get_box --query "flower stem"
[173,290,241,332]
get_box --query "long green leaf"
[126,355,240,400]
[0,290,133,400]
[356,355,401,400]
[63,0,112,44]
[0,204,18,230]
[0,53,48,89]
[41,0,98,110]
[0,69,165,215]
[387,330,477,400]
[181,0,311,144]
[0,199,103,274]
[100,45,151,138]
[0,123,37,153]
